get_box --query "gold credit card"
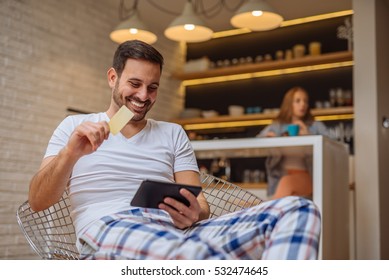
[108,105,134,135]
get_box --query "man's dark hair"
[112,40,164,77]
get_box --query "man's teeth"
[130,100,145,108]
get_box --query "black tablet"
[130,180,202,209]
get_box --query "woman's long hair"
[274,86,314,124]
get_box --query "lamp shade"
[230,0,283,31]
[164,2,213,43]
[110,11,157,44]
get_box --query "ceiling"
[114,0,353,36]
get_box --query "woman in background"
[257,86,330,199]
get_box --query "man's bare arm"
[29,149,79,211]
[29,121,110,212]
[174,170,210,220]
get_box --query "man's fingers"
[158,203,192,229]
[73,121,110,152]
[157,187,202,229]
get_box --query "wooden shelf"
[237,182,267,190]
[172,51,353,81]
[172,50,354,132]
[172,107,354,131]
[205,181,267,190]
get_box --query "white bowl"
[202,110,219,118]
[228,105,244,116]
[180,108,201,119]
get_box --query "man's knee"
[275,196,321,218]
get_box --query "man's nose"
[137,86,148,101]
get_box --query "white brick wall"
[0,0,185,259]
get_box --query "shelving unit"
[173,51,353,82]
[170,13,354,145]
[172,51,353,133]
[173,106,353,131]
[233,182,267,190]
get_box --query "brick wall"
[0,0,184,259]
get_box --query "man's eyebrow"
[127,78,142,82]
[127,78,159,86]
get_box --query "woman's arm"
[257,123,279,137]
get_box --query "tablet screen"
[130,180,202,209]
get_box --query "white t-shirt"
[44,112,199,241]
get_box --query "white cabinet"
[192,135,349,259]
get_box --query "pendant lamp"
[110,11,157,44]
[164,2,213,43]
[230,0,283,31]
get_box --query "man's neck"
[120,119,147,139]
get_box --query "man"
[29,40,321,260]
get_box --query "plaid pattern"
[79,196,321,260]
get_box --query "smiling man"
[28,40,321,260]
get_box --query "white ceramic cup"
[228,105,244,116]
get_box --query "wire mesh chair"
[16,191,78,260]
[16,173,263,259]
[200,172,263,218]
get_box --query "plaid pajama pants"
[79,196,321,260]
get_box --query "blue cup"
[287,124,300,136]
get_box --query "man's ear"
[107,67,118,88]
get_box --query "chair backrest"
[16,173,263,259]
[16,191,79,260]
[200,172,263,218]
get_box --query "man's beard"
[112,83,151,122]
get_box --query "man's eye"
[130,82,141,88]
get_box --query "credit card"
[108,105,134,135]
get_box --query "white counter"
[191,135,349,260]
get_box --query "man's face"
[111,58,161,122]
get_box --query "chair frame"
[16,191,78,260]
[16,173,262,259]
